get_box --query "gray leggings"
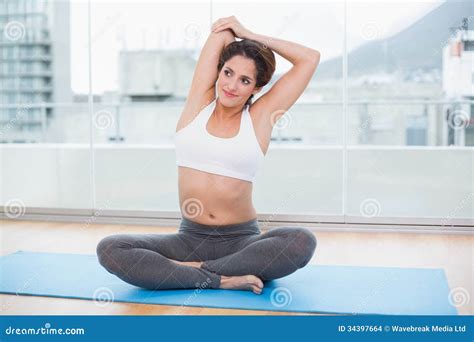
[96,217,317,290]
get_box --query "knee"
[287,228,317,268]
[96,235,128,273]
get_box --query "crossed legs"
[96,226,317,294]
[201,227,317,281]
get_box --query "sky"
[69,0,444,94]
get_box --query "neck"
[214,97,244,121]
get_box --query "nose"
[227,78,238,91]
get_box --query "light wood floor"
[1,219,472,315]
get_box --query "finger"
[211,18,224,30]
[213,23,228,33]
[212,21,225,31]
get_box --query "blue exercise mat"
[0,251,457,315]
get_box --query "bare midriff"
[178,166,257,226]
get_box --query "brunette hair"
[217,39,276,106]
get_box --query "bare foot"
[172,260,203,268]
[219,275,264,295]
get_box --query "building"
[118,49,196,102]
[442,17,474,146]
[0,0,72,142]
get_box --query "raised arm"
[176,29,235,132]
[246,31,320,125]
[189,29,235,96]
[212,16,320,128]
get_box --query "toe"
[251,276,264,289]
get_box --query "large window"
[346,1,473,222]
[1,0,472,226]
[1,0,92,210]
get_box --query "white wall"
[1,145,472,222]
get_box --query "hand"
[211,16,253,40]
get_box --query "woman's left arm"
[247,31,320,66]
[245,31,320,123]
[213,16,320,124]
[212,16,320,64]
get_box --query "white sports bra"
[174,97,265,182]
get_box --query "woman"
[97,16,321,295]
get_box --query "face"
[217,55,261,107]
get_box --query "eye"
[242,79,250,85]
[224,70,230,76]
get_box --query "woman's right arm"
[189,29,235,97]
[176,29,235,132]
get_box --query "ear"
[252,87,262,96]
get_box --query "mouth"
[223,89,237,98]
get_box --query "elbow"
[210,29,235,45]
[308,49,321,65]
[299,49,320,67]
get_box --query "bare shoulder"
[176,87,216,133]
